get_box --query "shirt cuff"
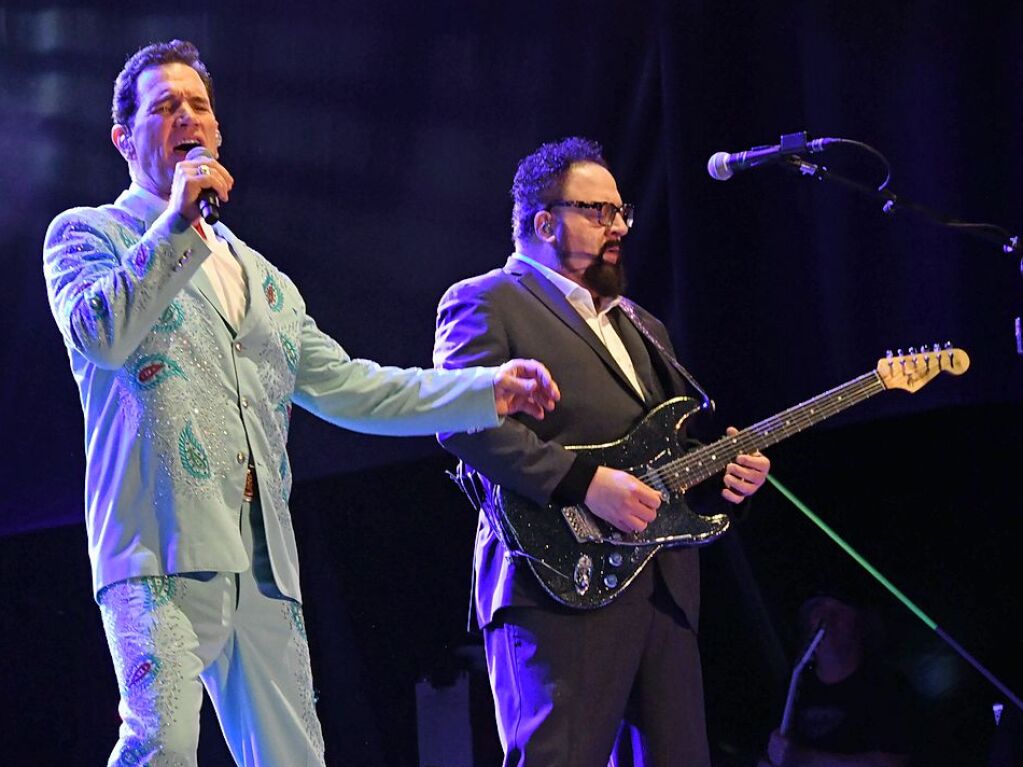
[551,455,599,506]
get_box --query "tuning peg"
[885,349,894,373]
[943,341,956,367]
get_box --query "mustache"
[598,240,623,259]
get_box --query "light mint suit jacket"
[44,184,499,602]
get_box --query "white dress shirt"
[129,183,248,329]
[511,252,645,400]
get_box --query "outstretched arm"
[493,359,560,419]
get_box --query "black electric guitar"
[488,346,969,609]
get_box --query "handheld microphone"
[185,145,221,224]
[707,131,837,181]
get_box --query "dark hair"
[797,591,886,655]
[111,39,214,127]
[510,137,608,245]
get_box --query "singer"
[433,137,770,766]
[42,40,560,766]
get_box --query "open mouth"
[173,140,203,156]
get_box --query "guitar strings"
[639,372,885,490]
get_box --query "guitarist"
[433,137,771,766]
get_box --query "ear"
[111,124,134,160]
[533,210,556,243]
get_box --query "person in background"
[759,590,920,767]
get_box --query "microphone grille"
[185,145,214,161]
[706,151,733,181]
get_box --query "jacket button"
[236,452,247,464]
[241,396,249,409]
[234,341,244,352]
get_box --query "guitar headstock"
[877,344,970,392]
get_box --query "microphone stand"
[768,473,1023,714]
[777,152,1023,354]
[748,139,1023,713]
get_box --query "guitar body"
[494,396,730,610]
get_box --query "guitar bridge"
[561,505,604,543]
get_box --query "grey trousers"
[98,496,325,767]
[483,564,711,767]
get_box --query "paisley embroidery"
[126,654,162,691]
[117,737,151,767]
[275,398,293,424]
[54,220,97,242]
[263,272,284,312]
[280,334,299,373]
[130,354,186,390]
[117,224,136,248]
[131,242,153,278]
[141,576,178,609]
[287,602,307,641]
[178,421,212,479]
[152,301,185,333]
[279,454,291,502]
[86,290,108,317]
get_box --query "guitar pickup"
[561,504,605,543]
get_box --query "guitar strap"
[617,299,715,412]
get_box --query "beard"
[557,240,626,298]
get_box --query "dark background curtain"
[1,2,1020,764]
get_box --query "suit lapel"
[609,307,664,404]
[114,186,236,332]
[507,259,646,405]
[188,262,235,333]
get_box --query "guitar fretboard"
[646,371,885,491]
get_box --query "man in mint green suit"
[42,40,558,767]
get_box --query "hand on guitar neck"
[583,426,770,535]
[721,425,771,503]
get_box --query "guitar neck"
[670,370,885,491]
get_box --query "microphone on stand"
[707,131,838,181]
[185,145,221,224]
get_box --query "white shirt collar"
[124,182,221,242]
[510,252,621,316]
[126,181,170,212]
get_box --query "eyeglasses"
[548,200,635,229]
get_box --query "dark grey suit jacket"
[434,256,705,630]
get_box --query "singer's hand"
[493,359,560,419]
[168,156,234,222]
